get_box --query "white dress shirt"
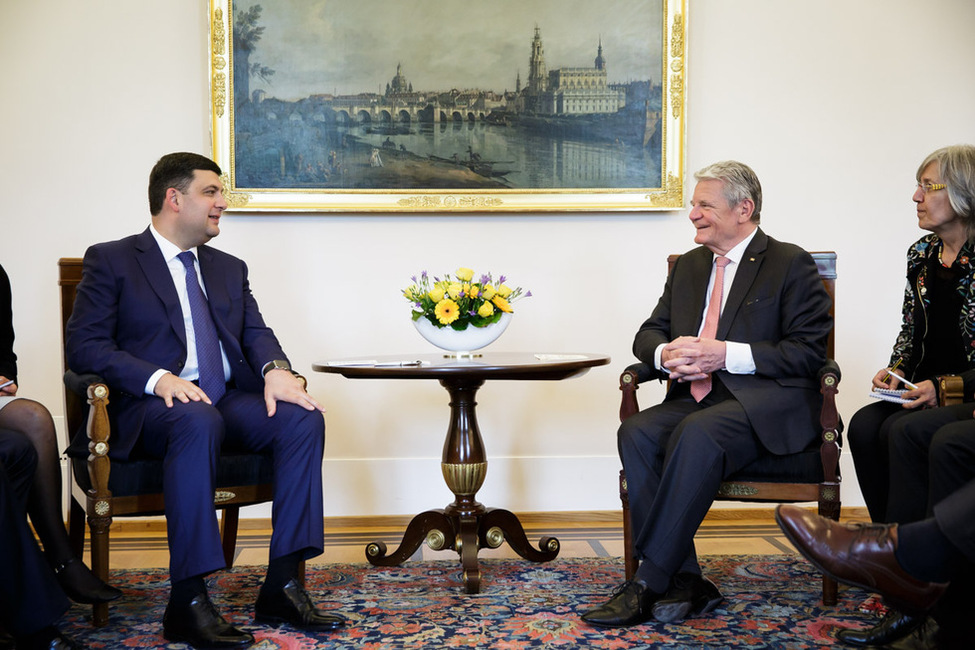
[655,228,758,375]
[144,225,232,395]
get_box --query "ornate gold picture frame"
[209,0,686,213]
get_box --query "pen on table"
[374,360,426,367]
[884,368,919,390]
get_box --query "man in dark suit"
[66,152,345,648]
[582,160,832,628]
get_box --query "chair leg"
[220,506,241,568]
[620,470,637,580]
[823,575,838,606]
[819,484,841,606]
[87,501,112,627]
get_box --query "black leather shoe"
[580,581,661,628]
[651,572,724,623]
[52,557,123,604]
[163,594,255,648]
[835,611,925,647]
[255,579,346,631]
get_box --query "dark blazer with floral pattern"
[890,234,975,399]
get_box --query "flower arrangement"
[404,268,531,330]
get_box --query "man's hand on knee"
[154,373,212,407]
[263,369,325,417]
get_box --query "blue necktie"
[177,251,225,404]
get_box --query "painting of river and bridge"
[209,0,687,212]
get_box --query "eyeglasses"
[916,182,947,195]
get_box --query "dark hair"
[148,152,222,215]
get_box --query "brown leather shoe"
[775,505,948,615]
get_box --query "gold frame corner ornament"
[208,0,686,213]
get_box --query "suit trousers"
[891,413,975,643]
[846,400,912,523]
[886,402,975,524]
[139,390,325,583]
[0,429,69,637]
[618,384,763,593]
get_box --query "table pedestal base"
[365,506,560,593]
[362,376,561,593]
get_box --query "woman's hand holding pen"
[872,367,899,389]
[899,379,938,408]
[872,368,938,408]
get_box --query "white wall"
[2,0,974,517]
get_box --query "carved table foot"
[480,507,560,562]
[365,509,454,566]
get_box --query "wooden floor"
[89,508,864,571]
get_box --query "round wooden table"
[313,352,610,593]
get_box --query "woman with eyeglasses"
[843,144,975,647]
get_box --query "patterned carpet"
[60,555,874,648]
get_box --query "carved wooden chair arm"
[817,359,842,485]
[64,369,106,397]
[619,362,654,422]
[937,374,964,406]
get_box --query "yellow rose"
[428,285,445,302]
[456,267,474,282]
[497,283,513,298]
[477,301,494,318]
[481,284,497,300]
[492,296,512,313]
[467,284,480,298]
[447,282,463,299]
[435,299,460,325]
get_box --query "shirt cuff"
[654,343,667,372]
[145,368,170,395]
[724,341,756,375]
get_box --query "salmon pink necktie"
[691,256,731,402]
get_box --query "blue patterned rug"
[60,555,874,648]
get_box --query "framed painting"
[208,0,686,212]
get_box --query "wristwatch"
[261,359,293,377]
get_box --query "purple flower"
[525,291,533,297]
[498,275,507,284]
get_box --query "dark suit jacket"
[633,228,832,455]
[0,264,16,382]
[65,228,288,459]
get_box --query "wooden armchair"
[618,252,842,605]
[59,258,281,626]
